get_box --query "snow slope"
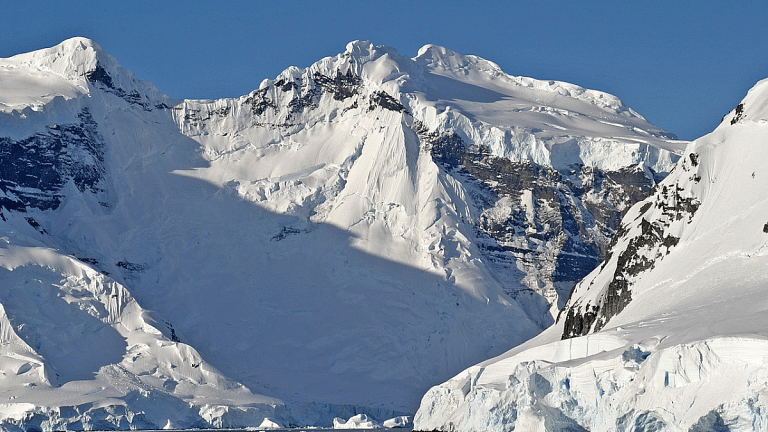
[173,40,686,321]
[414,79,768,431]
[0,213,282,430]
[1,38,682,427]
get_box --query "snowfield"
[1,37,684,429]
[0,214,283,430]
[414,79,768,431]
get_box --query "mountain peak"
[343,39,405,59]
[721,77,768,126]
[0,37,168,113]
[414,44,502,74]
[58,36,103,52]
[341,39,409,74]
[344,39,376,56]
[4,36,111,80]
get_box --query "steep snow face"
[559,76,768,338]
[110,40,544,412]
[167,40,685,409]
[1,37,682,425]
[0,37,98,115]
[414,79,768,431]
[176,40,685,322]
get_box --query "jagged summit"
[247,40,683,171]
[344,39,404,62]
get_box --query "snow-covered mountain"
[0,38,682,428]
[414,79,768,431]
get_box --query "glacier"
[414,79,768,431]
[0,37,683,429]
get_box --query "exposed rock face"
[86,63,168,110]
[415,122,665,320]
[559,151,702,338]
[0,108,106,213]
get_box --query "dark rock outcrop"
[0,108,106,212]
[559,156,700,338]
[414,122,663,315]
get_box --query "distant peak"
[57,36,104,52]
[343,40,403,62]
[345,40,376,55]
[1,37,169,109]
[415,44,452,59]
[414,44,502,73]
[3,36,114,81]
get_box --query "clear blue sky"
[2,1,767,140]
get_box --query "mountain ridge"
[1,37,683,429]
[414,76,768,431]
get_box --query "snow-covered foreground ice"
[0,216,284,429]
[415,79,768,431]
[0,38,682,429]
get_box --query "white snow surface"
[0,37,168,124]
[0,213,281,430]
[414,79,768,431]
[0,38,683,428]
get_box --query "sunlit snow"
[415,77,768,432]
[0,37,687,429]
